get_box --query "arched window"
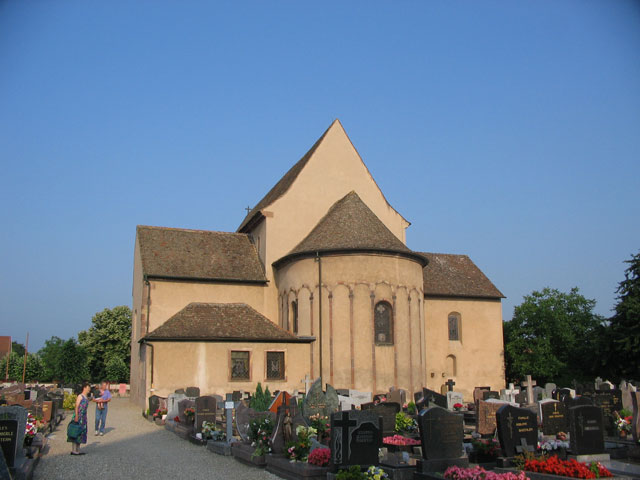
[291,300,298,334]
[448,312,460,341]
[446,354,457,377]
[374,301,393,345]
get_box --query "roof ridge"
[137,225,248,236]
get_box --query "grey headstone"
[195,396,217,433]
[360,402,400,436]
[544,383,557,399]
[0,406,27,469]
[301,379,339,422]
[419,407,465,460]
[447,391,464,410]
[167,393,186,419]
[185,386,200,398]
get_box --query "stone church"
[130,120,505,408]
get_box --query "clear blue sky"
[1,1,639,351]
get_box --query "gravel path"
[34,398,280,480]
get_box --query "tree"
[0,352,43,382]
[11,341,25,357]
[605,252,640,378]
[78,306,131,381]
[504,287,605,385]
[105,356,129,383]
[38,336,66,382]
[58,338,89,383]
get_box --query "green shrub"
[249,382,272,411]
[63,392,76,410]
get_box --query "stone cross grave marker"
[330,409,382,472]
[0,406,27,469]
[539,399,568,436]
[500,383,520,404]
[496,404,538,458]
[521,375,536,405]
[568,405,605,455]
[447,392,464,410]
[301,375,314,394]
[416,407,468,475]
[195,396,217,434]
[445,379,456,392]
[360,402,400,437]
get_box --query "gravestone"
[178,399,195,423]
[232,391,242,402]
[545,383,557,399]
[186,387,200,398]
[594,390,623,436]
[620,381,636,411]
[500,383,520,404]
[631,391,640,443]
[388,389,406,406]
[271,398,306,454]
[557,388,573,403]
[482,391,500,401]
[567,395,594,408]
[0,406,27,469]
[148,395,161,416]
[447,392,464,410]
[175,388,186,394]
[476,400,507,435]
[268,391,291,414]
[416,407,468,475]
[195,396,217,433]
[496,404,538,458]
[234,402,255,442]
[166,393,186,420]
[0,441,10,480]
[532,386,546,402]
[473,387,491,404]
[514,392,527,405]
[521,375,536,405]
[41,401,53,424]
[349,390,372,407]
[423,388,447,409]
[330,410,382,472]
[301,379,339,422]
[539,399,568,435]
[360,402,400,436]
[568,405,605,455]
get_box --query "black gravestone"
[423,389,447,409]
[496,404,538,458]
[0,419,17,468]
[330,410,382,472]
[271,398,306,454]
[557,389,572,403]
[569,405,605,455]
[195,396,217,433]
[186,387,200,398]
[594,390,623,437]
[0,406,26,469]
[175,388,186,394]
[415,407,468,476]
[567,396,594,409]
[0,442,10,480]
[514,392,527,405]
[540,401,568,436]
[360,402,400,436]
[148,395,161,416]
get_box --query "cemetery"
[130,375,640,480]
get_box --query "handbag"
[67,416,84,440]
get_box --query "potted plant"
[395,411,418,437]
[615,411,632,439]
[285,425,317,462]
[248,415,274,459]
[308,447,330,467]
[453,403,464,412]
[308,413,330,443]
[184,407,195,423]
[383,434,421,453]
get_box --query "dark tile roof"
[419,252,504,299]
[144,303,309,342]
[137,226,266,283]
[237,122,334,232]
[275,191,426,267]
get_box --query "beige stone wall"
[147,341,311,399]
[424,297,505,401]
[276,253,425,397]
[130,237,145,406]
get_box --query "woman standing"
[68,382,90,455]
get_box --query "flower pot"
[619,430,627,439]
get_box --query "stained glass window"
[448,313,460,341]
[374,301,393,345]
[266,351,285,380]
[230,351,250,380]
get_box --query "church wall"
[276,253,424,397]
[130,238,145,407]
[145,280,268,334]
[423,297,505,401]
[148,341,310,399]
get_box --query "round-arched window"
[374,301,393,345]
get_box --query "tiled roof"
[275,191,426,267]
[143,303,311,342]
[419,252,504,299]
[237,122,333,232]
[137,226,266,283]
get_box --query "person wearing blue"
[93,381,112,436]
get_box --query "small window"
[448,313,460,341]
[291,301,298,334]
[230,351,250,380]
[374,301,393,345]
[266,351,285,380]
[446,354,457,376]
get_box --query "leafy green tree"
[604,252,640,378]
[504,287,605,385]
[105,356,129,383]
[38,336,66,382]
[249,383,272,411]
[0,352,43,382]
[58,338,89,383]
[11,342,25,357]
[78,306,131,381]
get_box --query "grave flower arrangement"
[470,438,501,461]
[308,413,330,441]
[285,425,317,462]
[524,456,613,479]
[184,407,195,421]
[308,447,330,467]
[444,465,528,480]
[453,403,464,411]
[539,439,570,452]
[405,401,417,415]
[614,412,632,434]
[248,415,273,457]
[383,434,420,446]
[201,421,217,439]
[334,465,389,479]
[395,412,417,434]
[24,414,37,446]
[152,408,167,420]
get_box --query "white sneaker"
[99,432,104,436]
[95,431,99,436]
